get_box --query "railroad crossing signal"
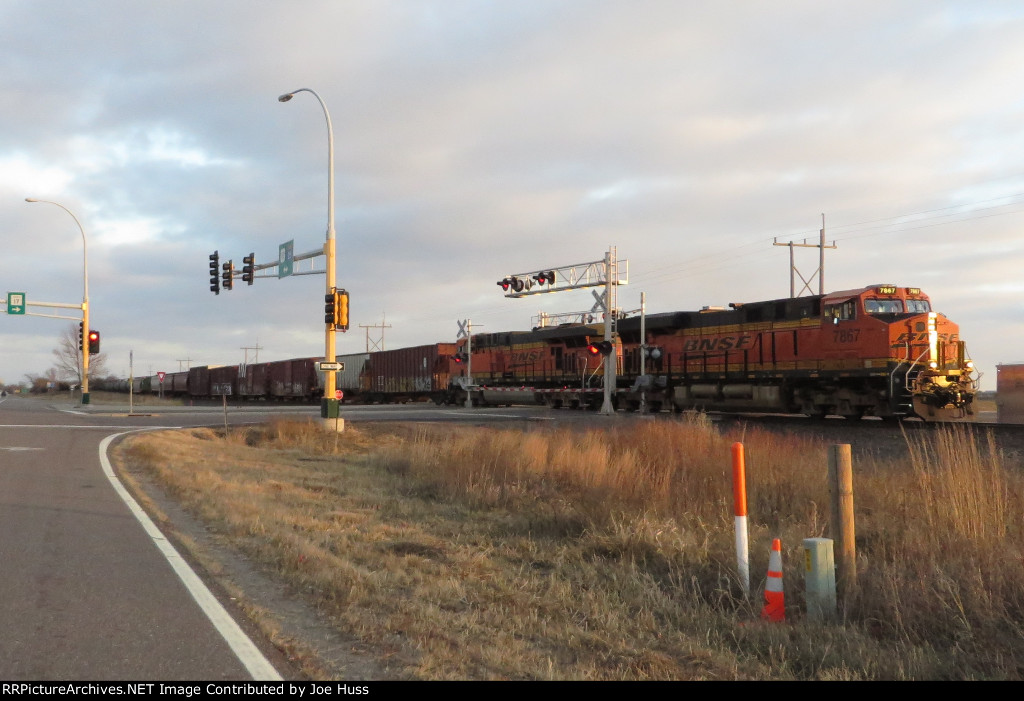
[209,251,220,294]
[587,340,613,356]
[533,270,555,285]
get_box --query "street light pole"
[25,198,91,405]
[278,88,339,421]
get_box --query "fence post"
[828,444,857,600]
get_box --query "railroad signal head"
[242,253,255,285]
[209,251,220,294]
[497,277,512,292]
[587,340,614,357]
[511,276,525,292]
[88,330,100,355]
[533,270,555,285]
[453,351,465,364]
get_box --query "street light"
[279,88,339,421]
[25,198,92,405]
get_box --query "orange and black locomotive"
[447,284,977,421]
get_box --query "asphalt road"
[0,394,566,680]
[0,395,283,680]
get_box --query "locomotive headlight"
[929,361,938,369]
[966,361,974,369]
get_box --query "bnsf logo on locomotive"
[682,335,754,352]
[892,332,959,345]
[510,349,545,364]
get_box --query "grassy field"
[111,415,1024,680]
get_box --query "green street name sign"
[6,292,25,315]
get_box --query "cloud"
[1,1,1023,390]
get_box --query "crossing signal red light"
[497,277,512,291]
[587,340,613,356]
[453,352,466,364]
[533,270,555,285]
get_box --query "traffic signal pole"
[25,198,92,405]
[278,87,341,425]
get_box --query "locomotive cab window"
[825,300,857,323]
[864,298,904,314]
[906,299,930,313]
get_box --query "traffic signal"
[587,340,614,356]
[221,260,234,291]
[533,270,555,285]
[209,251,220,294]
[78,321,84,350]
[88,330,100,355]
[324,291,335,325]
[242,253,255,285]
[335,289,349,331]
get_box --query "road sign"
[335,390,344,400]
[157,372,166,384]
[278,240,294,278]
[6,292,25,315]
[316,361,345,372]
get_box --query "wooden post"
[828,444,857,598]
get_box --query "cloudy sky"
[1,1,1023,390]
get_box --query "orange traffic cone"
[761,538,785,622]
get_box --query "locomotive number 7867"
[833,329,860,343]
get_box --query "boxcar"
[363,343,456,402]
[268,357,318,400]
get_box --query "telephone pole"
[773,214,837,297]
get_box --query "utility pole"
[773,214,837,297]
[359,315,392,352]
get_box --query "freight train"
[445,283,977,421]
[124,284,977,421]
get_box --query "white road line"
[98,432,282,681]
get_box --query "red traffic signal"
[586,340,613,356]
[87,330,100,355]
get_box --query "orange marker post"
[732,442,749,597]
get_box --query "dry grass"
[112,415,1024,680]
